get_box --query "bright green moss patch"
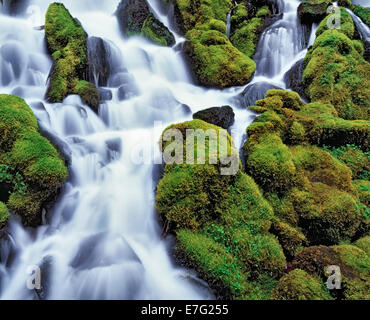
[303,27,370,120]
[156,119,286,299]
[0,95,68,227]
[45,3,99,110]
[184,29,256,88]
[354,236,370,255]
[271,269,332,300]
[141,13,175,46]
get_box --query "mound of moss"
[156,119,286,299]
[173,0,275,88]
[116,0,175,46]
[290,244,370,299]
[0,95,68,227]
[45,3,99,111]
[303,8,370,120]
[230,4,272,58]
[184,29,256,87]
[271,269,332,300]
[243,90,369,246]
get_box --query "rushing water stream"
[0,0,319,299]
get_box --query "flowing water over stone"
[0,0,320,299]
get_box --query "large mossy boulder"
[303,8,370,120]
[156,119,286,299]
[116,0,175,46]
[298,0,332,24]
[184,29,256,88]
[0,95,68,227]
[45,3,99,112]
[243,90,369,246]
[173,0,271,88]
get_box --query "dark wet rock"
[34,255,53,300]
[70,232,141,270]
[99,88,113,101]
[238,82,283,107]
[87,37,111,87]
[298,1,331,24]
[106,137,122,161]
[193,106,235,130]
[284,59,308,100]
[116,0,150,36]
[181,103,192,114]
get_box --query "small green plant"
[0,164,27,195]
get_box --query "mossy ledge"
[0,95,68,227]
[45,2,99,112]
[156,119,286,299]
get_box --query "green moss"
[74,80,99,112]
[244,90,369,246]
[177,229,248,299]
[322,144,370,180]
[316,7,354,39]
[354,236,370,255]
[353,5,370,27]
[141,13,175,46]
[185,29,256,88]
[0,95,68,226]
[303,29,370,120]
[0,201,9,228]
[175,0,232,33]
[332,244,370,277]
[156,119,286,299]
[270,220,307,259]
[271,269,332,300]
[230,17,263,58]
[45,3,98,110]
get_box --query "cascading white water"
[347,8,370,42]
[0,0,321,299]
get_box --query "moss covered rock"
[298,0,332,24]
[116,0,175,46]
[271,269,332,300]
[184,29,256,88]
[0,95,68,227]
[156,119,286,299]
[244,90,369,246]
[45,3,99,111]
[141,13,176,46]
[303,11,370,120]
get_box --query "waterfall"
[226,10,232,39]
[347,9,370,42]
[0,0,318,299]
